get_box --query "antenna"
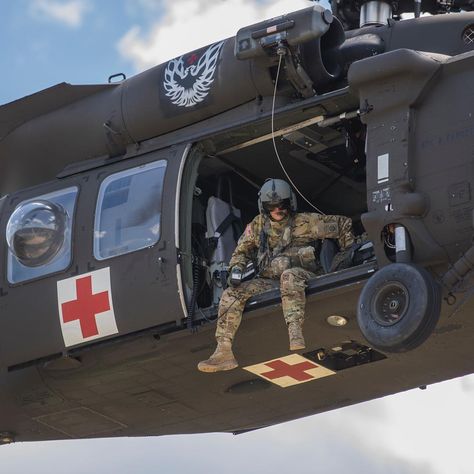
[414,0,422,18]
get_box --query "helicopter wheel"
[357,263,441,353]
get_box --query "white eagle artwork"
[163,41,224,108]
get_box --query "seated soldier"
[198,178,354,373]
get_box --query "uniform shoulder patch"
[325,222,339,234]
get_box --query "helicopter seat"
[205,177,243,305]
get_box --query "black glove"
[228,266,243,287]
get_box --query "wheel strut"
[395,225,412,263]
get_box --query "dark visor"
[263,199,290,212]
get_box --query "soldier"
[198,178,354,373]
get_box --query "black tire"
[357,263,441,353]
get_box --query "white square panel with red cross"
[57,267,118,347]
[244,354,336,388]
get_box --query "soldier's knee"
[281,270,296,294]
[220,287,239,309]
[222,287,235,299]
[280,269,292,287]
[280,269,306,295]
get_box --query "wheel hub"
[372,282,409,326]
[388,299,400,311]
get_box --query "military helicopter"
[1,0,474,444]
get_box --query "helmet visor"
[262,199,291,213]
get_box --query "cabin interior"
[180,115,372,315]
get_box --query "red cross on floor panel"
[244,354,336,387]
[57,267,118,347]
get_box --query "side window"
[6,187,79,284]
[94,160,167,260]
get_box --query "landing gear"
[357,263,441,352]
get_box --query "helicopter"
[1,0,474,444]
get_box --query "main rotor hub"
[360,1,393,27]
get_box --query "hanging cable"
[271,48,326,215]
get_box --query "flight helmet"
[258,178,297,214]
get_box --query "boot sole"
[289,343,306,351]
[197,360,238,373]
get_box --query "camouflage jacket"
[229,212,354,272]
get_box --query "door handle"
[157,256,166,276]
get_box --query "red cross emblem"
[61,276,110,338]
[57,268,118,347]
[261,359,316,382]
[244,354,335,387]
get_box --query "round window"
[6,200,67,267]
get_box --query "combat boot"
[288,321,305,351]
[197,338,238,373]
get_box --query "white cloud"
[118,0,311,71]
[29,0,91,28]
[312,375,474,474]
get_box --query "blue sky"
[1,1,474,473]
[1,0,157,104]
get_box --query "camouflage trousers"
[215,267,315,341]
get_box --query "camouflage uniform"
[215,212,354,341]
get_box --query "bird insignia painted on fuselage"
[163,41,224,108]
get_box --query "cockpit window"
[6,187,78,284]
[94,160,167,260]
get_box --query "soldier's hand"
[228,266,243,287]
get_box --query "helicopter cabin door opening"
[178,113,370,322]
